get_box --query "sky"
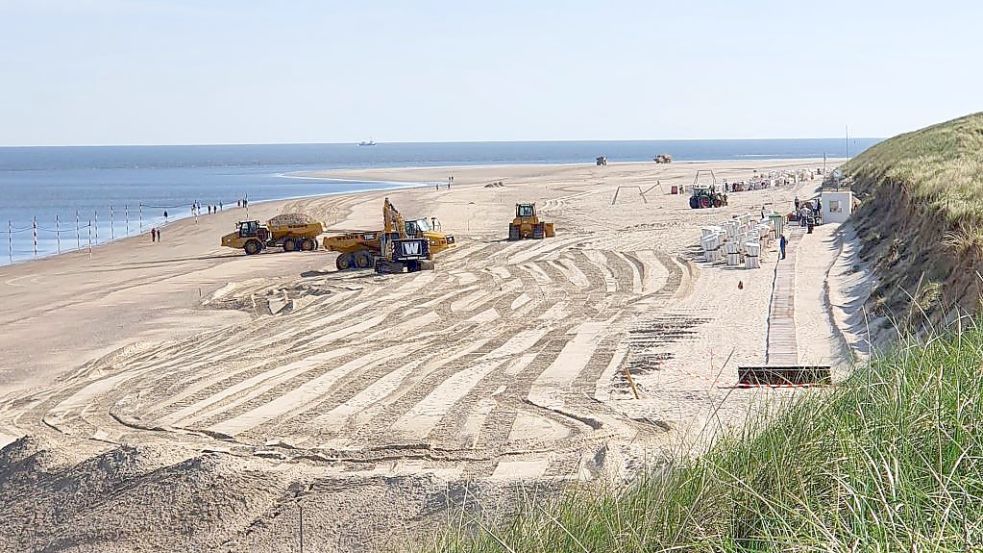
[0,0,980,146]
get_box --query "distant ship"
[358,139,376,147]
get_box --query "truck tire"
[354,250,374,269]
[244,240,262,255]
[532,223,545,239]
[508,224,520,241]
[688,196,699,209]
[336,252,355,270]
[283,238,297,252]
[301,238,316,251]
[699,196,712,209]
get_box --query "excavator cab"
[509,203,555,240]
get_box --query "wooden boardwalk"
[766,228,802,365]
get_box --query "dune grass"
[843,112,983,226]
[429,320,983,552]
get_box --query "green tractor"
[689,186,728,209]
[688,169,727,209]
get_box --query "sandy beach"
[0,158,864,552]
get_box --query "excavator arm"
[383,197,408,238]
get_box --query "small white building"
[821,191,854,224]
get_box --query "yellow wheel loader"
[507,203,555,240]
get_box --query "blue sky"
[0,0,980,146]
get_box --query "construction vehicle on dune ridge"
[508,203,555,240]
[323,198,454,273]
[221,214,323,255]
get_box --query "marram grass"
[427,320,983,552]
[843,112,983,227]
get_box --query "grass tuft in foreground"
[429,321,983,552]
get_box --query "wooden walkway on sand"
[766,228,803,365]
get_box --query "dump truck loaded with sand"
[220,213,323,255]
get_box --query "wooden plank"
[765,228,802,365]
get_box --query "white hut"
[821,191,854,224]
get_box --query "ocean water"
[0,138,879,265]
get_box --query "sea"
[0,138,879,266]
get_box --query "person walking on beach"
[163,210,168,221]
[151,228,156,242]
[779,233,787,260]
[219,201,223,211]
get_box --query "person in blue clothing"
[779,233,787,260]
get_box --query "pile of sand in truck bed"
[268,213,317,226]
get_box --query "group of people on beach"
[793,196,822,226]
[776,195,824,260]
[192,201,225,216]
[183,198,250,222]
[150,227,162,242]
[435,177,453,191]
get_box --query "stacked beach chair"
[698,211,782,270]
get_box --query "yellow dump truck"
[323,198,455,271]
[221,213,323,255]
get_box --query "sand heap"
[268,212,318,226]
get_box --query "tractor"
[689,186,728,209]
[508,203,555,240]
[687,169,728,209]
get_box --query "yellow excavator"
[323,198,453,272]
[508,203,555,240]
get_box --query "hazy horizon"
[0,136,882,149]
[1,0,979,147]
